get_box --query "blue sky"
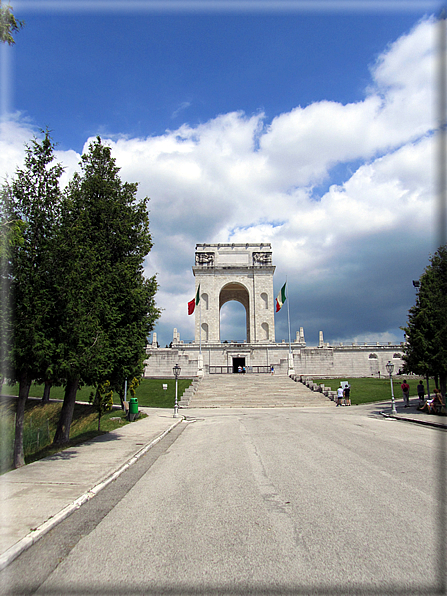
[0,1,442,347]
[10,9,428,151]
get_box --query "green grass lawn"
[313,377,429,405]
[0,377,192,472]
[119,378,193,408]
[1,377,192,408]
[0,397,137,474]
[1,382,93,401]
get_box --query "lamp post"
[386,360,397,415]
[173,363,181,418]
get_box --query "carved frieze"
[195,252,215,266]
[252,252,272,266]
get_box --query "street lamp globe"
[173,364,181,379]
[386,361,394,376]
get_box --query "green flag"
[275,283,286,312]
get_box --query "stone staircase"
[183,374,331,408]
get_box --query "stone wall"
[143,342,404,378]
[292,345,404,377]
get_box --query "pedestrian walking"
[343,384,351,406]
[336,386,343,406]
[401,379,410,407]
[270,365,274,375]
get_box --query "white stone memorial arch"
[193,243,276,344]
[144,242,405,379]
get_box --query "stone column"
[319,331,324,348]
[288,352,295,376]
[197,353,204,377]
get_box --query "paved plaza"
[0,398,446,595]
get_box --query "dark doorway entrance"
[232,357,246,373]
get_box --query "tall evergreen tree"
[5,132,63,467]
[0,185,25,386]
[402,245,447,396]
[52,137,159,445]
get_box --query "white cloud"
[171,101,192,119]
[0,16,438,346]
[0,116,36,183]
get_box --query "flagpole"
[286,276,295,376]
[286,275,292,355]
[197,283,203,377]
[199,294,202,356]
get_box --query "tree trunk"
[117,388,124,410]
[13,370,31,468]
[52,376,79,446]
[42,379,51,403]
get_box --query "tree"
[0,1,24,45]
[52,137,159,446]
[0,186,25,384]
[89,380,113,431]
[5,131,63,467]
[402,245,447,397]
[129,376,140,399]
[108,271,158,408]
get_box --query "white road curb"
[0,417,184,572]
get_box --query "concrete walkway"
[377,396,447,429]
[0,407,182,571]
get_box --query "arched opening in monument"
[219,282,250,343]
[219,301,247,342]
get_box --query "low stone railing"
[178,377,201,408]
[290,374,336,401]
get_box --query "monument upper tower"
[192,243,276,344]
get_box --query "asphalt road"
[1,404,445,596]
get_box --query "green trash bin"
[129,397,138,420]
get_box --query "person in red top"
[401,379,410,408]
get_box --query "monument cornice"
[192,265,276,275]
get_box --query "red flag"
[188,285,200,315]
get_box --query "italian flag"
[188,284,200,315]
[275,283,286,312]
